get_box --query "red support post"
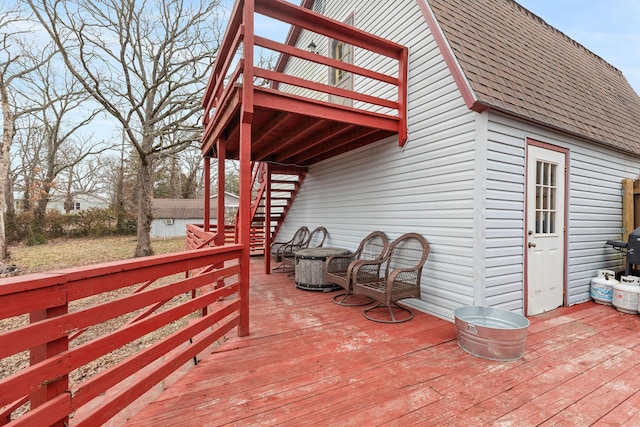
[214,138,227,293]
[29,303,69,427]
[237,0,255,337]
[216,138,226,246]
[203,157,211,233]
[397,46,409,147]
[264,164,272,275]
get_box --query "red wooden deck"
[128,258,640,426]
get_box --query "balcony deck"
[203,84,400,166]
[128,257,640,426]
[201,0,408,167]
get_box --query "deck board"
[127,258,640,426]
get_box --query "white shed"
[151,193,239,239]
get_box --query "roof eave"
[484,103,640,158]
[417,0,479,110]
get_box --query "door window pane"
[535,160,558,234]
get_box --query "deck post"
[203,156,211,233]
[264,163,272,274]
[29,304,69,427]
[623,178,634,241]
[397,45,409,146]
[216,138,226,246]
[238,0,255,337]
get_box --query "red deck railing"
[186,223,237,250]
[201,0,409,157]
[0,245,244,426]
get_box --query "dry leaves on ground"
[1,236,193,419]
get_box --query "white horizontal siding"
[567,144,639,304]
[272,0,640,320]
[486,113,640,311]
[482,117,526,313]
[276,0,478,321]
[150,219,191,239]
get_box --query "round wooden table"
[295,247,350,291]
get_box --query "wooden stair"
[243,163,307,255]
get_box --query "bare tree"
[152,131,201,198]
[64,153,110,195]
[180,145,203,199]
[20,58,104,225]
[12,115,47,211]
[28,0,222,256]
[0,4,56,259]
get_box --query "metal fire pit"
[454,306,530,361]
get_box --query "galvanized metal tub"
[453,306,530,361]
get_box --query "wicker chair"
[324,231,389,306]
[271,226,309,271]
[352,233,430,323]
[281,226,328,271]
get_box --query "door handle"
[528,242,536,248]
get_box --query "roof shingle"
[427,0,640,155]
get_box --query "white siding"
[276,0,479,321]
[46,193,109,213]
[272,0,640,320]
[484,118,527,313]
[150,219,192,239]
[485,113,640,310]
[567,144,638,304]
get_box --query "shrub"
[7,208,137,244]
[27,232,47,246]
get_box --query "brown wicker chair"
[281,226,328,271]
[271,226,309,271]
[324,231,389,306]
[352,233,430,323]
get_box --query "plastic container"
[590,269,619,305]
[612,278,640,314]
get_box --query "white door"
[526,145,566,315]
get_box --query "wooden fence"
[622,178,640,241]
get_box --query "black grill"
[606,227,640,274]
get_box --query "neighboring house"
[11,191,23,212]
[12,191,110,213]
[273,0,640,319]
[47,192,110,213]
[151,193,239,239]
[205,0,640,321]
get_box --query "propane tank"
[613,276,640,314]
[590,269,618,305]
[621,275,640,286]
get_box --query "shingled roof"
[151,198,214,220]
[425,0,640,155]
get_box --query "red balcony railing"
[201,0,408,163]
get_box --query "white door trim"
[524,139,569,315]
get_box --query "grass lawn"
[8,236,187,275]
